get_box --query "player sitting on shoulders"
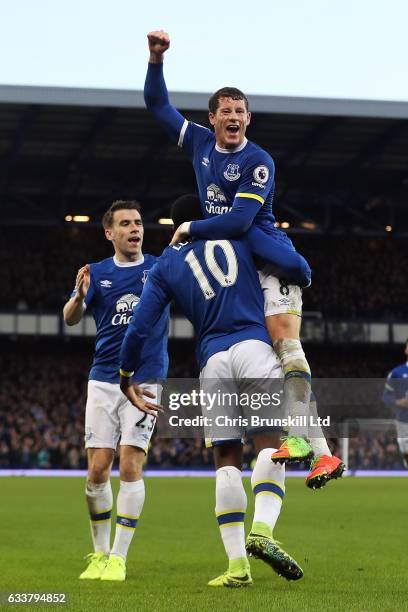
[143,31,344,488]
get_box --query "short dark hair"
[102,200,142,229]
[171,194,202,228]
[208,87,249,114]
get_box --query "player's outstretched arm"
[63,265,90,326]
[144,30,186,143]
[175,156,277,243]
[120,261,171,377]
[170,198,260,245]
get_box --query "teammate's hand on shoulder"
[75,264,90,300]
[170,221,191,246]
[147,30,170,57]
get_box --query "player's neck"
[215,138,248,153]
[113,252,144,265]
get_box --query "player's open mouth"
[128,237,140,244]
[226,125,240,134]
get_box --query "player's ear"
[105,228,113,242]
[246,111,251,127]
[208,112,216,126]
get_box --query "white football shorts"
[84,380,162,453]
[258,265,302,317]
[200,339,283,446]
[395,420,408,454]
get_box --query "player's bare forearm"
[63,265,90,325]
[395,397,408,408]
[120,374,162,416]
[63,296,84,326]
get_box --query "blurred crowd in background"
[1,226,407,320]
[0,341,404,471]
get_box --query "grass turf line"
[0,477,404,611]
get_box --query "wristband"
[120,368,134,378]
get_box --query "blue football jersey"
[144,63,311,286]
[120,239,271,372]
[72,255,169,384]
[383,363,408,422]
[179,121,277,230]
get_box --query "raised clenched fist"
[147,30,170,56]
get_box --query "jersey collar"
[215,138,248,154]
[113,254,144,267]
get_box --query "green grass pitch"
[0,477,405,611]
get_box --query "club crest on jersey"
[100,280,112,287]
[253,165,269,184]
[205,183,230,215]
[223,163,241,181]
[111,293,140,326]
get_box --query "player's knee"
[119,447,145,480]
[265,314,300,342]
[88,462,111,483]
[213,442,242,470]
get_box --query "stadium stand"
[1,227,407,319]
[0,340,404,470]
[1,97,407,471]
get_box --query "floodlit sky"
[0,0,407,101]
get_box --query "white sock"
[86,480,113,554]
[251,448,285,536]
[215,466,247,562]
[309,397,332,457]
[110,479,145,561]
[273,338,311,437]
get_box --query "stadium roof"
[2,84,408,118]
[1,85,408,234]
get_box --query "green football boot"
[208,558,253,588]
[271,436,313,464]
[79,552,108,580]
[246,533,303,581]
[100,554,126,582]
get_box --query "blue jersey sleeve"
[144,62,186,143]
[189,153,275,239]
[179,121,213,160]
[383,370,397,406]
[246,226,311,288]
[84,270,96,309]
[120,260,171,374]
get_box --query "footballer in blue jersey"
[63,200,169,582]
[143,31,344,484]
[383,339,408,467]
[120,194,304,586]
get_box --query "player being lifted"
[143,30,344,487]
[63,200,169,582]
[120,194,304,587]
